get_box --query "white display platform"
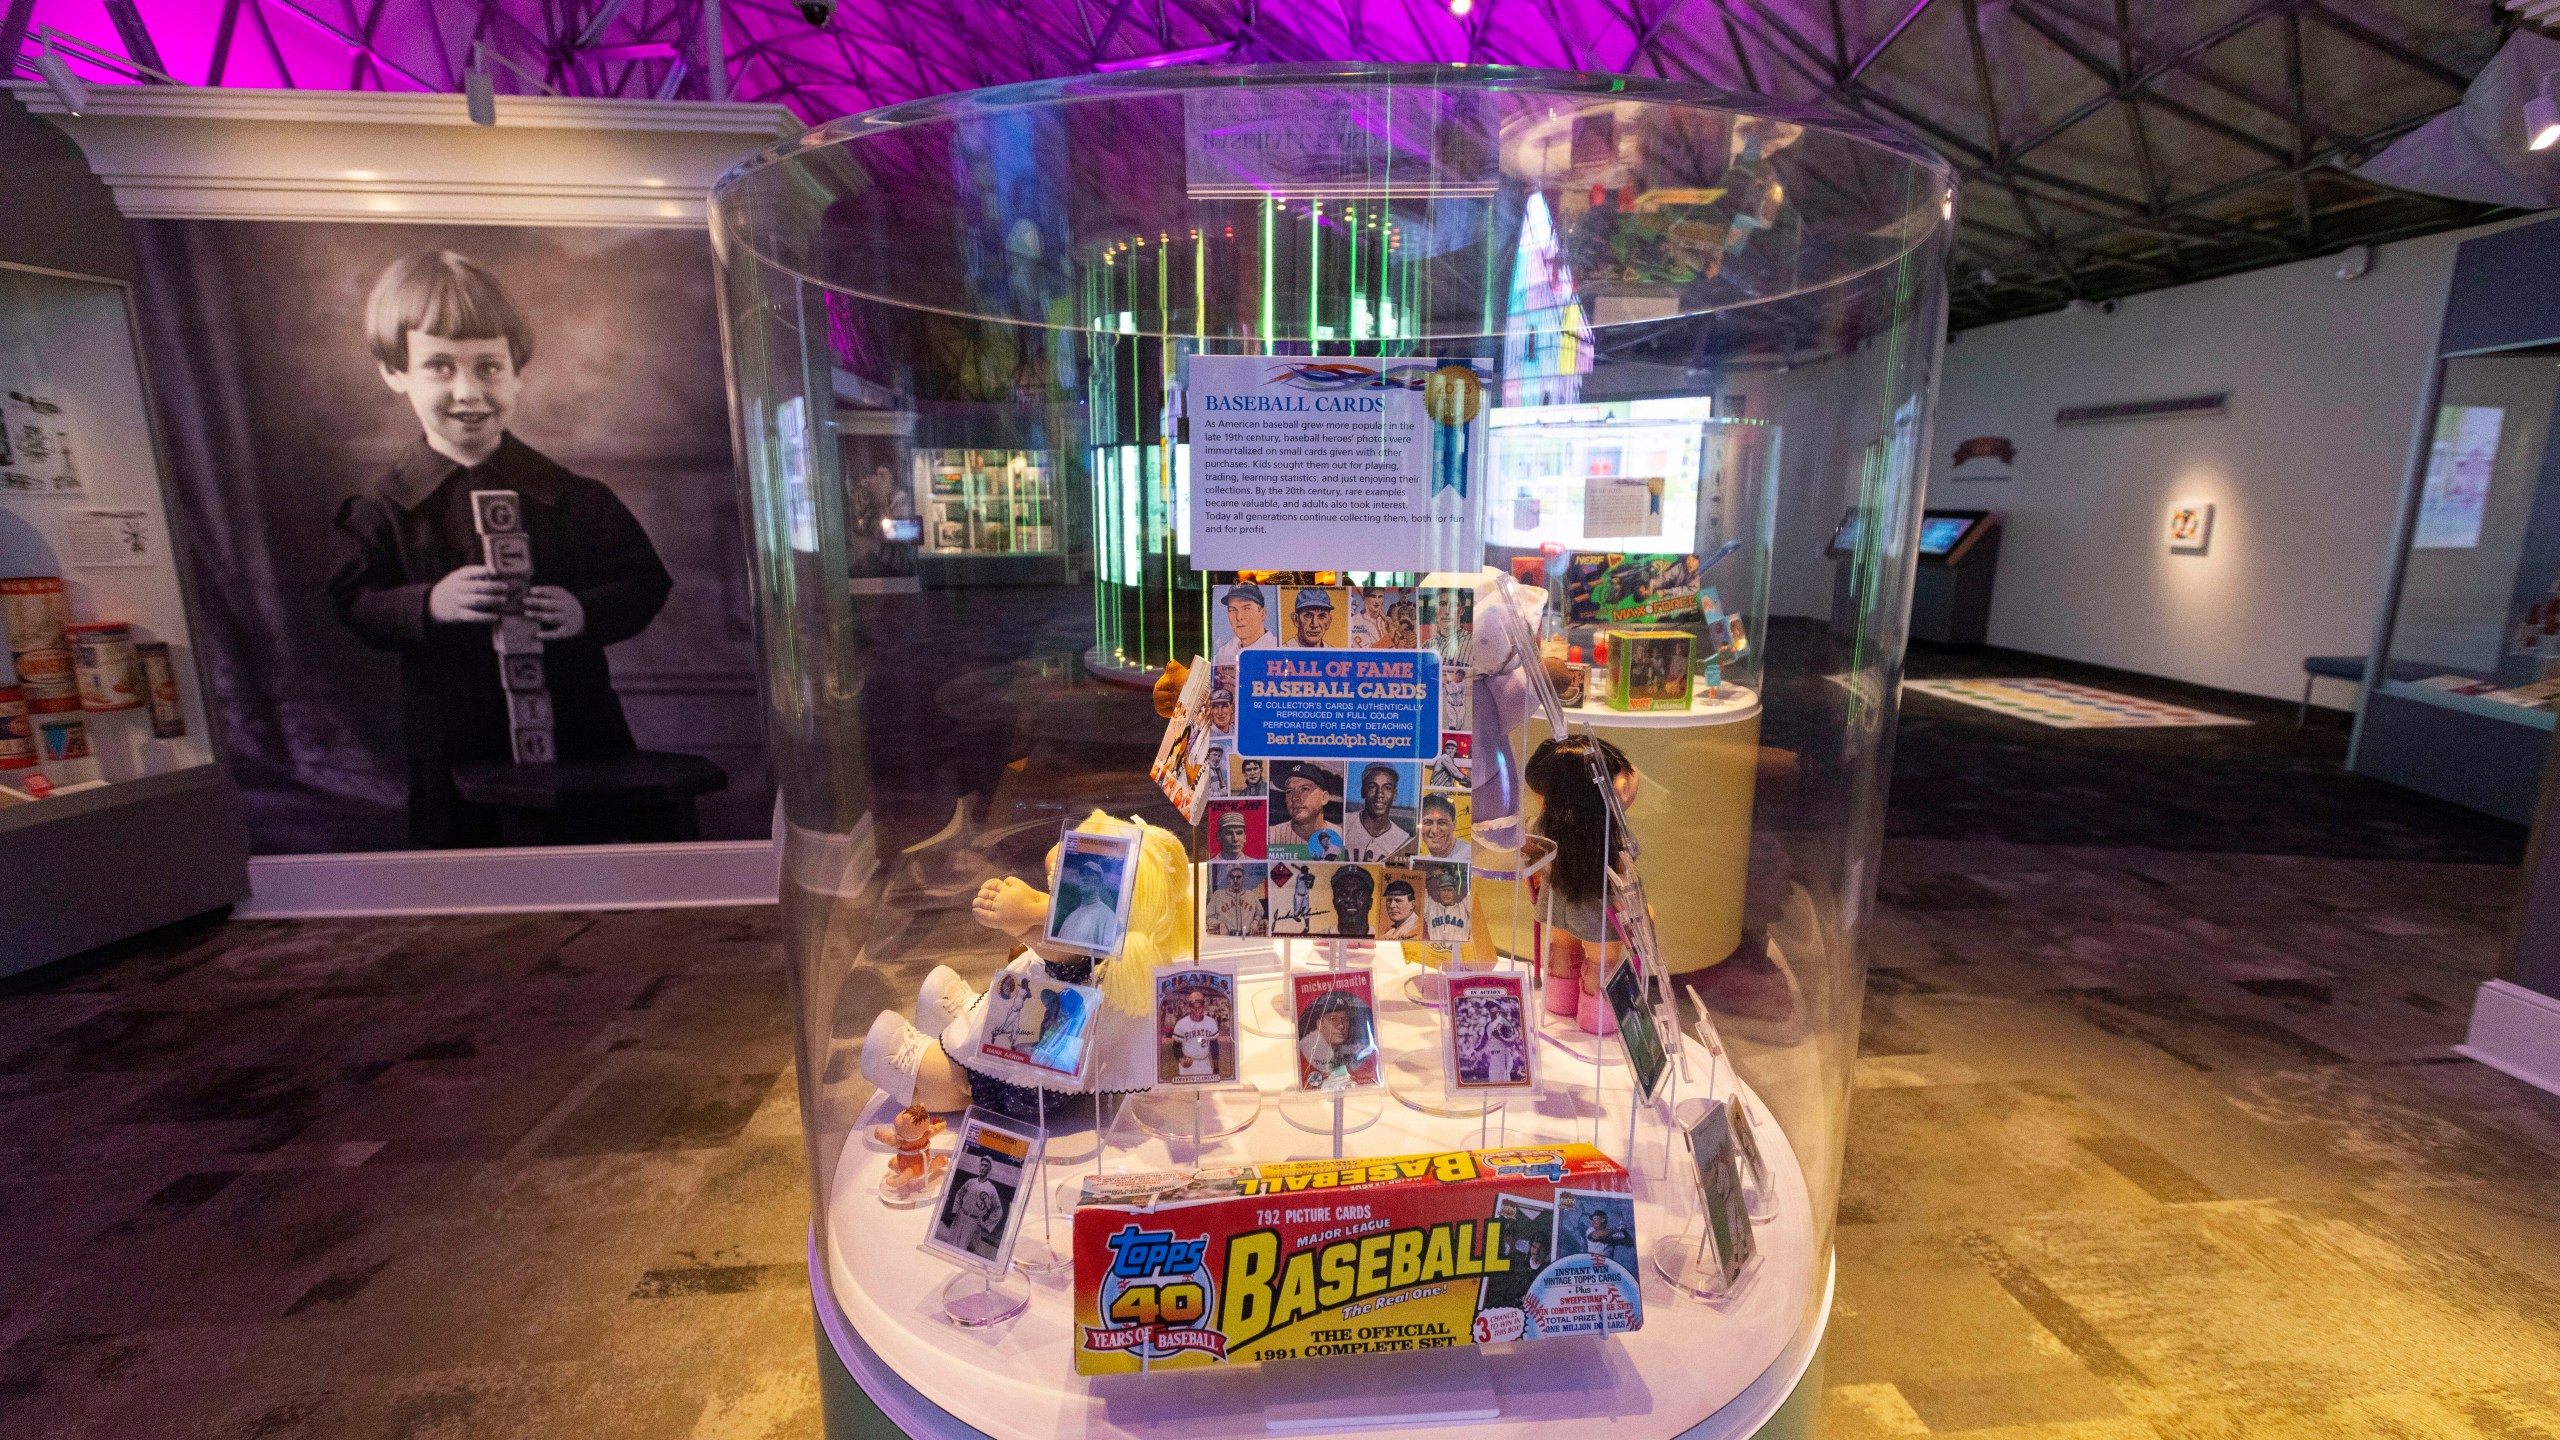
[1561,686,1761,730]
[821,945,1819,1440]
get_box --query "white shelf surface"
[1559,686,1761,730]
[821,945,1818,1440]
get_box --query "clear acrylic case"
[713,66,1951,1439]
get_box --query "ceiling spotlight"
[2531,78,2560,151]
[1450,0,1474,14]
[35,37,87,115]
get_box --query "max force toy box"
[1070,1145,1642,1375]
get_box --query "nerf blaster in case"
[1070,1145,1642,1375]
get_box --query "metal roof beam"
[2010,0,2358,149]
[1846,0,1935,82]
[2298,0,2470,91]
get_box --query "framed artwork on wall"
[2167,500,2214,555]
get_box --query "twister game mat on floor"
[1902,678,2251,728]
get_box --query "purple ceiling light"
[0,0,2509,328]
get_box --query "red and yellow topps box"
[1070,1145,1642,1375]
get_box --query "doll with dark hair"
[1524,733,1642,1035]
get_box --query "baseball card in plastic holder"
[1045,819,1143,959]
[923,1107,1046,1274]
[1154,963,1240,1087]
[1601,954,1671,1102]
[1442,971,1536,1098]
[978,970,1104,1085]
[1683,1099,1758,1285]
[1291,969,1381,1091]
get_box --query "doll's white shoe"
[916,965,976,1032]
[861,1010,931,1108]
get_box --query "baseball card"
[1375,866,1428,941]
[1443,971,1536,1097]
[1046,821,1142,959]
[1291,970,1381,1091]
[1426,732,1471,789]
[1280,586,1349,648]
[925,1108,1046,1274]
[1155,964,1240,1087]
[1683,1099,1758,1284]
[1149,656,1213,823]
[1204,862,1270,938]
[1343,585,1416,649]
[1211,581,1281,667]
[1416,792,1470,866]
[1310,862,1386,938]
[1602,954,1670,1102]
[1069,1144,1640,1373]
[978,969,1104,1084]
[1728,1092,1771,1194]
[1267,860,1318,936]
[1266,758,1347,860]
[1342,760,1421,862]
[1420,861,1472,944]
[1205,797,1267,862]
[1418,584,1474,664]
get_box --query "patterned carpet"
[0,636,2551,1438]
[1884,645,2529,865]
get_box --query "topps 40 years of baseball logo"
[1069,1145,1642,1374]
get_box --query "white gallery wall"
[1924,218,2531,702]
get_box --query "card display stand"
[823,941,1817,1440]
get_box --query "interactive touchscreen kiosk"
[1916,509,1990,562]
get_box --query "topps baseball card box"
[1069,1144,1641,1375]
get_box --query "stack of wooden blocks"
[472,489,557,765]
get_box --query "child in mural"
[326,250,673,847]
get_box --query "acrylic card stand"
[923,1107,1048,1326]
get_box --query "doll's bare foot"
[971,876,1049,940]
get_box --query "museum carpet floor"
[2,653,2556,1438]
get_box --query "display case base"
[812,1235,1830,1440]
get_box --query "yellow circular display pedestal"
[1471,686,1762,976]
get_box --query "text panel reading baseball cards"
[1236,650,1438,761]
[1186,356,1486,572]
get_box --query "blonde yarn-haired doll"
[862,811,1195,1122]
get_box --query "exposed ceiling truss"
[2,0,2527,325]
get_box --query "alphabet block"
[492,616,542,654]
[471,490,523,535]
[483,533,533,575]
[509,724,556,764]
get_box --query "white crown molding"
[7,82,799,227]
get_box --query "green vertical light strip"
[1158,239,1173,660]
[1261,194,1274,347]
[1348,205,1363,349]
[1308,201,1321,342]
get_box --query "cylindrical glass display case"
[714,66,1950,1440]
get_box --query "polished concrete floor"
[3,690,2557,1437]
